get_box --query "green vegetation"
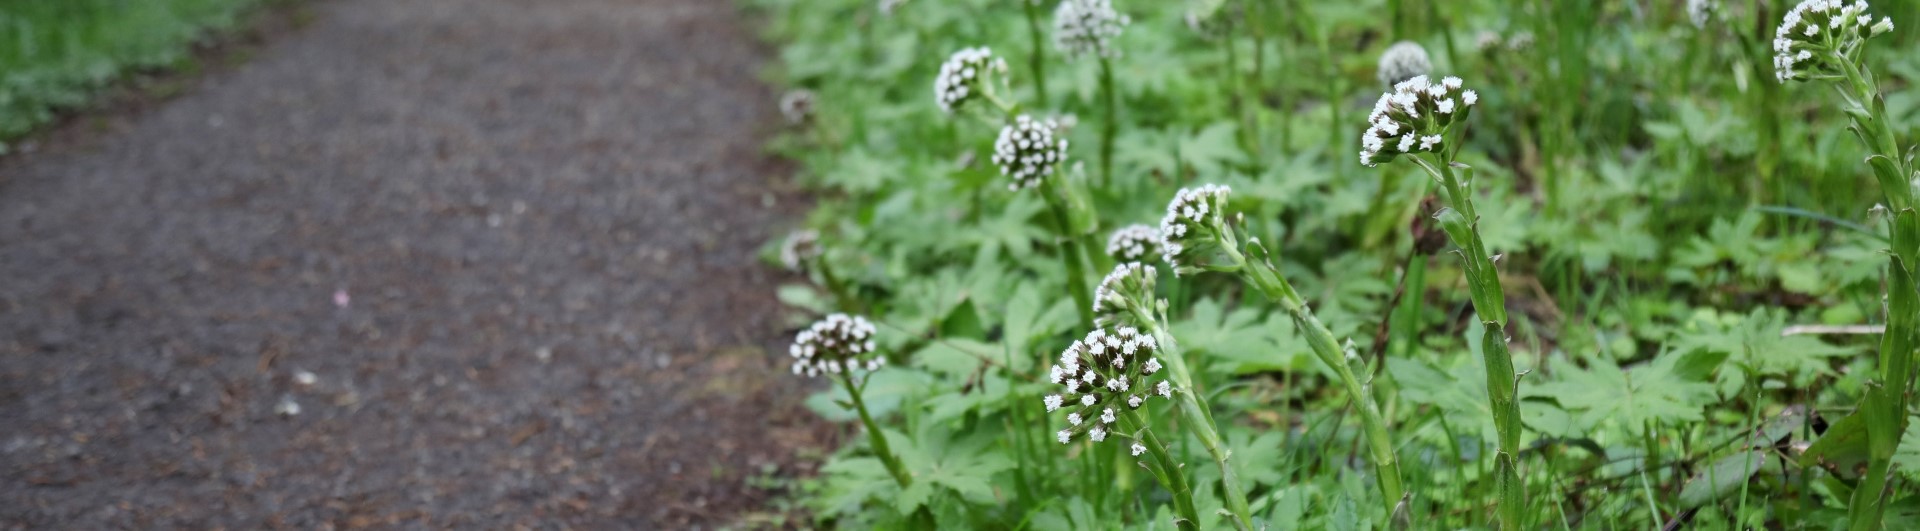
[0,0,269,144]
[756,0,1920,528]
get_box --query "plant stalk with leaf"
[1084,262,1253,530]
[1157,185,1406,516]
[1052,0,1130,188]
[791,315,911,487]
[1360,74,1524,529]
[1770,3,1909,528]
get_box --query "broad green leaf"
[1531,353,1715,436]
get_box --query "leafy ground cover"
[0,0,270,146]
[749,0,1920,528]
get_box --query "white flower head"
[993,115,1071,191]
[1360,75,1478,167]
[779,89,815,125]
[1048,326,1169,445]
[934,47,1010,115]
[1131,442,1147,456]
[1105,224,1163,262]
[779,229,821,271]
[1507,31,1535,51]
[1376,41,1433,87]
[1094,262,1158,327]
[1773,0,1889,83]
[1157,184,1234,276]
[1473,31,1503,53]
[1054,0,1131,59]
[1687,0,1717,30]
[788,313,882,378]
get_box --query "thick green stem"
[1411,155,1525,531]
[1122,409,1202,531]
[1139,322,1254,530]
[1229,245,1405,514]
[1830,55,1916,531]
[1022,0,1049,108]
[1042,187,1097,332]
[1099,57,1117,188]
[840,374,912,488]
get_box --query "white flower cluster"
[1376,41,1432,87]
[1093,262,1156,327]
[779,89,814,125]
[1105,224,1161,262]
[1772,1,1893,83]
[1359,75,1477,167]
[1687,0,1716,29]
[1053,0,1130,59]
[1045,326,1172,444]
[1158,184,1233,275]
[992,115,1070,191]
[789,313,884,377]
[934,47,1009,115]
[780,229,820,271]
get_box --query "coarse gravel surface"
[0,0,834,527]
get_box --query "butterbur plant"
[790,314,909,488]
[1769,2,1909,528]
[992,114,1069,191]
[1360,75,1525,530]
[1076,261,1253,529]
[1043,326,1196,526]
[1158,184,1406,515]
[1052,0,1129,187]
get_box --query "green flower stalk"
[1052,0,1129,188]
[1770,3,1909,529]
[1157,184,1405,516]
[1069,262,1252,530]
[790,314,909,488]
[1360,74,1524,530]
[995,115,1099,331]
[1021,0,1050,107]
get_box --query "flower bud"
[992,115,1070,191]
[1105,224,1162,262]
[1376,41,1432,87]
[1772,1,1890,83]
[1158,184,1234,276]
[1047,326,1170,444]
[1359,75,1477,167]
[789,313,881,378]
[1054,0,1130,60]
[780,229,821,272]
[934,47,1010,115]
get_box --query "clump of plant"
[1157,184,1403,516]
[1769,2,1908,528]
[789,314,905,486]
[1069,260,1254,529]
[1360,74,1526,528]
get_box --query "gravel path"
[0,0,830,527]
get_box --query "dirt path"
[0,0,831,527]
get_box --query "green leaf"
[1531,353,1715,436]
[1894,416,1920,483]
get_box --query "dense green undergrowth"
[750,0,1920,528]
[0,0,269,146]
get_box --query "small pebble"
[275,395,301,417]
[294,370,318,386]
